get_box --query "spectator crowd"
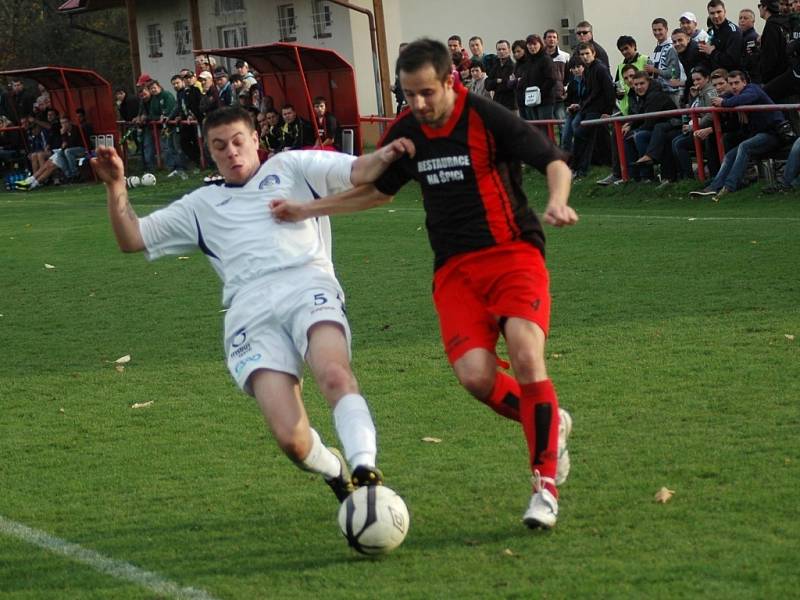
[2,0,799,196]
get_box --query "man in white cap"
[679,11,708,43]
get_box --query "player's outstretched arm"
[91,146,145,252]
[542,159,579,228]
[271,184,393,222]
[349,137,415,186]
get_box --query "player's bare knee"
[316,361,357,399]
[457,369,495,401]
[509,347,546,381]
[276,430,310,462]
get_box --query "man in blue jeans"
[689,70,783,201]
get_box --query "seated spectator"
[281,104,314,150]
[670,66,719,180]
[569,42,616,178]
[562,61,589,154]
[312,96,340,150]
[229,74,245,106]
[63,108,93,178]
[262,108,284,156]
[24,114,50,173]
[468,61,492,99]
[234,60,258,92]
[215,69,234,107]
[16,115,85,189]
[622,70,679,182]
[762,136,800,193]
[689,70,784,200]
[597,63,639,185]
[672,28,710,106]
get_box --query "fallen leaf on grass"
[687,217,697,221]
[785,334,795,341]
[114,355,131,364]
[177,256,190,260]
[58,408,65,414]
[421,437,442,443]
[131,401,153,409]
[502,548,515,557]
[654,487,675,503]
[387,209,396,213]
[44,263,56,269]
[751,240,758,244]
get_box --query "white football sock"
[298,428,341,480]
[333,393,377,469]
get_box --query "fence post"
[711,112,725,163]
[195,122,206,170]
[613,121,629,182]
[690,110,705,183]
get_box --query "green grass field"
[1,170,798,599]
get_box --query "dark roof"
[0,66,111,90]
[194,43,353,75]
[57,0,124,14]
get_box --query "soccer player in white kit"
[91,106,414,503]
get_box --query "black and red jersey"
[375,85,566,271]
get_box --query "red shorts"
[432,242,551,364]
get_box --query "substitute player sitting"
[272,39,578,529]
[92,106,414,507]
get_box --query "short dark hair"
[652,18,668,28]
[448,35,462,44]
[229,73,243,83]
[632,70,650,80]
[621,63,638,75]
[496,39,510,49]
[576,42,595,53]
[710,68,729,80]
[543,29,558,37]
[234,59,247,68]
[727,70,747,80]
[672,28,686,36]
[616,35,637,49]
[313,96,327,105]
[707,0,725,8]
[171,74,183,82]
[469,60,485,72]
[396,38,452,81]
[576,21,592,31]
[202,105,255,138]
[512,40,527,53]
[468,35,483,44]
[691,65,710,78]
[282,104,295,112]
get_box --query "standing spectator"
[597,64,640,185]
[672,28,709,105]
[544,29,571,120]
[164,75,189,178]
[468,36,498,74]
[281,104,314,150]
[739,8,762,81]
[181,68,204,93]
[197,71,220,119]
[562,61,588,154]
[448,35,472,83]
[194,55,216,75]
[567,21,611,76]
[215,69,234,107]
[468,61,492,99]
[569,43,616,179]
[177,71,203,168]
[115,88,139,123]
[7,79,34,124]
[510,40,529,115]
[647,18,685,105]
[690,70,783,199]
[679,11,709,43]
[312,96,340,150]
[485,40,517,113]
[520,34,556,120]
[700,0,744,71]
[147,80,178,172]
[229,74,245,106]
[614,36,649,115]
[759,0,792,85]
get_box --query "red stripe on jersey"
[467,107,520,243]
[421,86,468,139]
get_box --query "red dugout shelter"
[194,43,362,153]
[0,66,117,146]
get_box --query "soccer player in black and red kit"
[272,38,578,529]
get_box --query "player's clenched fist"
[270,199,307,223]
[91,146,125,185]
[543,203,579,227]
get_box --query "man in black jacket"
[485,40,517,113]
[700,0,744,71]
[569,43,616,178]
[758,0,792,84]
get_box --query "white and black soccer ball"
[141,173,157,186]
[338,485,409,555]
[126,175,141,188]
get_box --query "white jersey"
[139,150,356,307]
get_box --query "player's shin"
[482,371,522,422]
[520,380,560,496]
[333,393,378,469]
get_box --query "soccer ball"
[126,175,141,188]
[338,485,409,555]
[141,173,157,186]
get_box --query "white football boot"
[556,408,573,486]
[522,470,558,529]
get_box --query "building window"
[215,0,245,15]
[147,24,163,58]
[277,4,297,42]
[218,24,248,72]
[312,0,333,39]
[174,20,191,55]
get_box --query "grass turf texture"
[1,170,798,599]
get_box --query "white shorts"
[224,267,351,395]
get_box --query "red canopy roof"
[195,42,356,75]
[57,0,123,13]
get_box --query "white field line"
[0,515,219,600]
[370,208,800,222]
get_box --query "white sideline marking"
[0,515,219,600]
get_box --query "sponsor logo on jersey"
[230,342,252,359]
[417,155,470,186]
[259,174,281,188]
[232,328,247,347]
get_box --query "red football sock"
[520,379,560,496]
[482,371,521,422]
